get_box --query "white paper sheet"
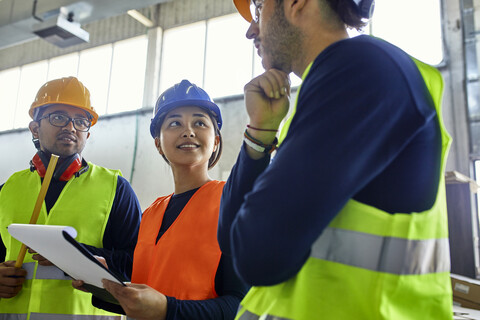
[8,223,123,288]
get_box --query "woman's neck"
[171,165,211,194]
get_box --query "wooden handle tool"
[15,153,59,268]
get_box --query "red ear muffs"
[30,152,84,181]
[31,152,47,177]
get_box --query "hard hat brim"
[30,103,99,126]
[150,100,222,138]
[234,0,253,22]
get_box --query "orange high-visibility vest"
[132,180,225,300]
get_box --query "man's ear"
[285,0,307,20]
[29,121,39,138]
[154,137,164,155]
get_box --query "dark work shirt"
[217,35,443,286]
[156,188,200,243]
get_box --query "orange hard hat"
[29,77,99,126]
[233,0,253,22]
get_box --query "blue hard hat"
[150,80,222,138]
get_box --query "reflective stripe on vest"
[0,315,120,320]
[312,227,450,275]
[237,309,292,320]
[29,314,121,320]
[34,264,72,280]
[16,263,69,282]
[0,315,28,320]
[22,262,35,280]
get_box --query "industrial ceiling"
[0,0,172,50]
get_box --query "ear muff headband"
[30,151,86,181]
[54,154,83,181]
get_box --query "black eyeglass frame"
[37,113,92,132]
[250,0,264,23]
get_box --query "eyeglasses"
[38,113,92,132]
[250,0,264,23]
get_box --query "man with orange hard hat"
[0,77,142,319]
[218,0,453,319]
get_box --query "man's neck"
[294,30,349,78]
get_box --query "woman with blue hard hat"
[86,80,247,319]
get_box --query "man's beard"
[262,2,303,72]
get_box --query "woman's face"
[155,106,219,169]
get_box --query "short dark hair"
[274,0,366,31]
[324,0,367,30]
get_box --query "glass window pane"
[108,35,148,113]
[290,74,302,88]
[0,68,21,131]
[371,0,443,65]
[47,53,79,81]
[15,61,48,128]
[252,45,262,78]
[160,22,206,93]
[347,27,367,38]
[476,161,480,218]
[204,14,253,98]
[78,44,113,116]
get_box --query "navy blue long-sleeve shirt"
[0,165,142,280]
[217,35,442,286]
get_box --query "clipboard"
[8,223,125,304]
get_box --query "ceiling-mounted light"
[127,10,154,28]
[32,14,90,48]
[31,2,90,48]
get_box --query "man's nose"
[62,119,76,131]
[246,20,259,39]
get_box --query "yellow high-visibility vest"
[0,163,121,320]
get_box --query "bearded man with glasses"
[0,77,142,320]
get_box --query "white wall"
[0,67,469,210]
[0,95,251,211]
